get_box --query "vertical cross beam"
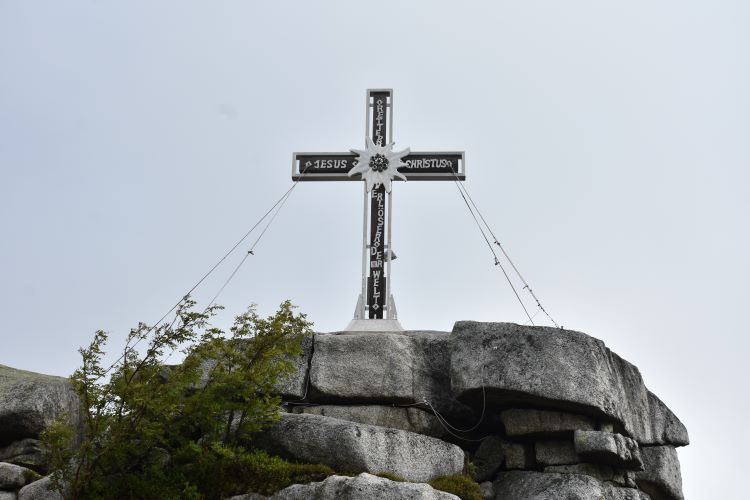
[364,90,392,320]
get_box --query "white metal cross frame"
[291,89,465,331]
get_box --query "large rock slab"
[291,405,443,437]
[230,473,460,500]
[449,322,685,445]
[500,409,595,438]
[0,366,81,447]
[310,332,472,421]
[646,392,689,447]
[574,430,643,469]
[310,333,417,403]
[544,464,636,488]
[635,446,684,500]
[18,476,64,500]
[254,413,464,482]
[493,470,649,500]
[534,440,578,466]
[0,462,36,490]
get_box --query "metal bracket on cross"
[291,89,466,332]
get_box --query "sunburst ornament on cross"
[349,137,410,192]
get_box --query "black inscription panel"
[368,186,386,318]
[401,153,459,175]
[368,90,389,319]
[296,154,357,174]
[371,92,389,147]
[293,152,464,180]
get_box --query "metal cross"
[292,89,465,330]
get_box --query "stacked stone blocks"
[0,322,688,499]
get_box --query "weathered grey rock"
[479,481,494,500]
[291,405,444,437]
[0,440,45,474]
[645,392,689,447]
[310,332,472,421]
[635,446,684,500]
[494,470,649,500]
[450,322,684,445]
[500,408,595,438]
[17,476,64,500]
[254,413,464,482]
[574,430,643,469]
[274,335,313,400]
[0,462,35,490]
[310,333,417,403]
[0,366,81,447]
[230,473,460,500]
[406,331,475,421]
[544,463,634,487]
[0,491,17,500]
[624,470,638,488]
[534,440,579,466]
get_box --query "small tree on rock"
[42,299,314,500]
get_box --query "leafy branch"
[42,300,312,500]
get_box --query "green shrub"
[178,445,334,497]
[41,299,315,500]
[467,461,478,480]
[22,468,42,484]
[429,474,483,500]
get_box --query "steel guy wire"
[445,164,560,328]
[454,179,560,328]
[145,162,318,378]
[281,362,312,406]
[391,365,489,441]
[427,365,487,434]
[450,179,535,324]
[100,178,305,378]
[205,182,297,309]
[523,308,542,327]
[146,170,312,375]
[423,401,490,443]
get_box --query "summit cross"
[292,89,465,331]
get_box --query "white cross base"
[343,318,404,333]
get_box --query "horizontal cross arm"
[291,151,465,182]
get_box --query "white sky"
[1,2,748,498]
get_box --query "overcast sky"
[1,1,748,497]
